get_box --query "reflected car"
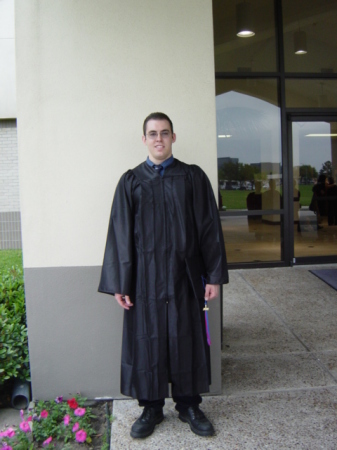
[226,181,240,190]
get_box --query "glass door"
[292,120,337,262]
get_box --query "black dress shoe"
[130,407,164,439]
[178,406,214,437]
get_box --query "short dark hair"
[143,112,174,136]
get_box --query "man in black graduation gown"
[98,112,228,439]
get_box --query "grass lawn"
[298,184,313,207]
[0,249,23,275]
[221,184,313,210]
[220,190,249,209]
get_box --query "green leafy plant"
[0,266,30,384]
[0,395,97,449]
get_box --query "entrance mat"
[309,269,337,291]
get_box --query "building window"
[213,0,337,266]
[216,79,282,263]
[282,0,337,74]
[213,0,277,73]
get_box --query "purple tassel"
[202,276,211,346]
[204,303,211,346]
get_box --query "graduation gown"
[98,159,228,401]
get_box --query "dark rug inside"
[309,269,337,291]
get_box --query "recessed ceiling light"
[237,30,255,38]
[294,30,307,54]
[218,135,232,138]
[236,2,255,38]
[305,134,337,137]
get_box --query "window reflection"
[221,216,282,263]
[282,0,337,73]
[285,79,337,108]
[216,80,282,212]
[216,79,283,262]
[293,121,337,259]
[213,0,277,73]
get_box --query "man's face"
[142,119,176,164]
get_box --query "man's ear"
[142,135,147,145]
[172,133,176,143]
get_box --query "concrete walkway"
[111,264,337,449]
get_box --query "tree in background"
[219,161,261,188]
[222,161,239,182]
[300,165,318,184]
[319,160,333,177]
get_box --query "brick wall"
[0,119,21,248]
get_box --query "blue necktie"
[153,164,163,176]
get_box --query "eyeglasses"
[146,131,171,139]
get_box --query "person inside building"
[246,180,262,236]
[98,112,228,439]
[311,174,328,226]
[327,176,337,226]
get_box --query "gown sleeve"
[191,165,229,285]
[98,171,134,296]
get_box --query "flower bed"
[0,395,111,449]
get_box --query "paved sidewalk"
[111,264,337,449]
[0,407,21,435]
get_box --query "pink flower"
[72,422,79,432]
[6,428,15,438]
[20,409,24,419]
[0,428,15,438]
[64,414,70,426]
[27,416,33,422]
[19,421,31,433]
[40,410,48,419]
[75,429,87,443]
[74,407,86,417]
[2,445,13,450]
[42,436,53,447]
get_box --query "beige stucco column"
[15,0,221,399]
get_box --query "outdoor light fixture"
[218,135,232,138]
[236,2,255,38]
[294,30,307,54]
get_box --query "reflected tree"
[222,161,239,182]
[300,165,318,184]
[219,161,263,188]
[320,161,333,177]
